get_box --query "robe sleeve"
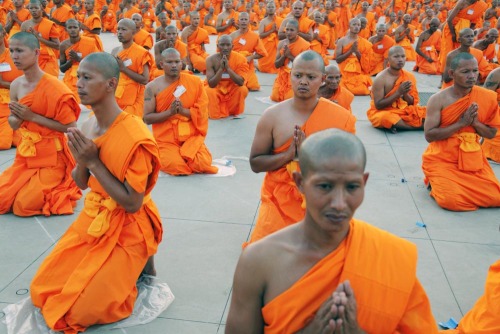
[124,145,154,194]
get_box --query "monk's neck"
[87,10,94,15]
[239,27,249,34]
[163,74,180,84]
[291,96,320,113]
[288,36,298,43]
[121,40,133,49]
[347,32,358,39]
[387,67,402,76]
[0,44,5,55]
[93,104,122,133]
[23,66,44,83]
[70,36,81,44]
[301,218,351,255]
[32,16,43,24]
[459,45,471,52]
[56,3,62,8]
[451,85,473,99]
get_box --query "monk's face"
[66,21,81,37]
[291,59,325,99]
[9,39,38,71]
[459,30,474,47]
[313,12,323,24]
[182,2,190,12]
[403,14,411,24]
[132,15,142,28]
[165,28,177,43]
[77,61,113,105]
[266,3,276,15]
[349,19,360,34]
[217,38,233,56]
[190,13,200,27]
[376,26,386,38]
[238,15,249,29]
[451,59,479,89]
[84,0,93,11]
[292,2,304,18]
[324,69,341,90]
[486,31,499,44]
[388,48,405,70]
[159,15,168,26]
[389,12,396,21]
[223,0,232,10]
[361,1,368,10]
[325,1,332,10]
[161,53,182,77]
[285,24,298,40]
[28,3,43,19]
[13,0,23,8]
[429,20,439,33]
[117,21,134,43]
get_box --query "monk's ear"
[107,77,118,91]
[293,171,304,193]
[362,172,369,186]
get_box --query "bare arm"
[72,163,91,190]
[483,70,500,92]
[298,27,313,42]
[206,56,223,88]
[143,84,177,124]
[274,42,287,68]
[59,43,73,73]
[415,32,429,59]
[226,63,245,86]
[442,53,453,83]
[258,20,276,38]
[9,100,77,132]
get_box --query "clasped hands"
[67,127,100,169]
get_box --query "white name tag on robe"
[239,38,246,45]
[174,85,186,98]
[377,44,384,49]
[222,72,230,78]
[314,29,319,34]
[414,30,418,34]
[392,28,396,32]
[226,19,230,24]
[123,58,132,67]
[467,9,474,15]
[0,62,11,72]
[77,52,83,58]
[425,46,432,51]
[287,61,293,69]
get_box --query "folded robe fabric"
[416,30,441,75]
[257,17,283,74]
[187,27,210,72]
[232,30,268,91]
[339,37,373,96]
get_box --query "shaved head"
[388,45,405,56]
[450,52,476,71]
[161,47,180,58]
[459,28,474,37]
[294,50,325,72]
[118,18,136,30]
[165,24,177,31]
[10,31,40,50]
[239,11,249,19]
[299,129,366,177]
[218,34,232,44]
[131,13,142,20]
[81,52,120,80]
[286,18,299,29]
[325,64,340,75]
[65,18,79,26]
[430,17,440,26]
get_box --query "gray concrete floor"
[1,32,500,333]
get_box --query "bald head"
[131,13,142,21]
[218,34,232,44]
[118,18,136,30]
[286,18,299,29]
[459,28,474,38]
[10,31,40,50]
[65,18,79,26]
[430,17,440,26]
[81,52,120,80]
[294,50,325,72]
[450,52,476,71]
[165,24,177,32]
[161,47,180,58]
[388,45,405,56]
[325,64,340,75]
[239,11,249,19]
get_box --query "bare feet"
[141,256,157,277]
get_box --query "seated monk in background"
[81,0,104,51]
[394,14,416,61]
[368,24,395,76]
[422,53,500,211]
[181,11,209,73]
[270,19,310,102]
[205,35,249,119]
[336,18,373,96]
[0,32,81,216]
[481,67,500,163]
[131,13,153,50]
[144,48,218,175]
[257,1,282,74]
[100,5,117,33]
[310,10,330,66]
[227,129,438,333]
[247,51,356,245]
[367,46,426,132]
[152,25,188,79]
[318,64,354,112]
[473,28,500,67]
[414,18,441,75]
[30,52,163,333]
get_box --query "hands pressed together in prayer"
[459,102,480,128]
[397,80,412,97]
[287,125,306,161]
[68,50,82,63]
[220,55,229,70]
[67,127,100,170]
[9,101,35,122]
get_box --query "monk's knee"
[430,182,478,212]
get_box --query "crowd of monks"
[0,0,500,332]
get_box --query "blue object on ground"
[416,222,426,228]
[438,317,459,329]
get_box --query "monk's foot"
[390,126,398,134]
[141,256,157,277]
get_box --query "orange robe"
[142,8,155,32]
[32,18,60,77]
[115,42,153,117]
[337,0,352,37]
[262,219,438,334]
[270,37,310,102]
[483,43,496,63]
[257,16,283,74]
[326,10,338,49]
[324,85,354,112]
[62,36,100,104]
[370,35,395,75]
[232,30,268,91]
[7,8,31,38]
[247,99,356,244]
[153,72,218,175]
[134,28,154,49]
[203,16,217,34]
[216,10,238,35]
[310,23,330,65]
[416,30,441,75]
[123,5,141,18]
[396,24,417,61]
[186,27,210,72]
[367,70,426,129]
[51,4,74,42]
[338,37,373,96]
[0,48,23,150]
[30,112,163,333]
[422,86,500,211]
[205,51,249,119]
[83,13,104,51]
[101,9,117,33]
[0,74,81,216]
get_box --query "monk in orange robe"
[0,32,81,216]
[30,52,163,333]
[367,46,426,132]
[423,53,500,211]
[368,23,395,75]
[181,11,209,72]
[481,67,500,163]
[50,0,74,42]
[100,4,116,32]
[205,35,249,119]
[318,64,354,112]
[141,1,155,32]
[278,1,315,43]
[415,18,441,75]
[203,6,217,34]
[336,0,352,37]
[111,18,151,117]
[310,10,330,65]
[394,14,417,61]
[122,0,140,18]
[473,28,499,65]
[81,0,104,51]
[131,13,153,49]
[152,25,187,79]
[21,0,60,77]
[230,12,267,91]
[271,19,310,102]
[60,19,99,103]
[0,25,23,150]
[215,0,238,35]
[144,48,218,175]
[227,129,438,333]
[5,0,31,38]
[336,18,373,96]
[257,1,282,74]
[357,1,375,34]
[324,1,338,49]
[248,51,356,244]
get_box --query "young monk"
[215,0,238,36]
[368,23,395,76]
[144,48,218,175]
[49,0,74,43]
[318,64,354,112]
[230,11,267,91]
[131,13,153,50]
[21,0,60,77]
[0,32,81,216]
[152,25,187,78]
[60,18,100,103]
[205,34,249,119]
[270,19,310,102]
[100,5,117,33]
[30,52,163,333]
[414,17,441,75]
[247,50,356,245]
[111,18,151,117]
[278,1,314,42]
[394,14,416,61]
[482,67,500,163]
[227,129,438,333]
[181,11,209,73]
[81,0,103,51]
[367,46,426,132]
[155,12,169,41]
[257,1,282,74]
[310,10,330,65]
[5,0,32,38]
[422,53,500,211]
[203,6,217,35]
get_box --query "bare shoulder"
[80,114,98,138]
[261,99,292,122]
[427,89,447,108]
[373,68,388,81]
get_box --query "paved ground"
[1,32,499,333]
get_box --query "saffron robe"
[150,39,188,79]
[31,18,60,76]
[153,72,218,175]
[30,112,163,333]
[133,28,154,49]
[7,8,30,38]
[310,23,330,65]
[396,24,417,61]
[263,219,438,334]
[115,42,153,117]
[422,86,500,211]
[339,37,373,96]
[367,70,426,129]
[247,99,356,244]
[101,9,116,33]
[324,85,354,112]
[370,35,395,75]
[82,13,104,51]
[257,16,283,74]
[232,30,268,91]
[0,74,81,216]
[216,10,238,35]
[205,51,249,119]
[186,27,209,72]
[416,30,441,75]
[51,4,74,42]
[270,37,310,102]
[142,8,155,32]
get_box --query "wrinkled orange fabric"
[270,37,310,102]
[338,38,373,96]
[62,36,99,104]
[442,48,492,89]
[336,0,352,37]
[101,9,116,32]
[216,10,238,35]
[133,28,153,49]
[123,5,141,18]
[370,35,395,75]
[32,18,60,76]
[153,72,218,175]
[310,23,330,65]
[7,8,30,38]
[232,30,268,91]
[481,86,500,163]
[51,4,74,42]
[142,9,155,32]
[30,112,163,333]
[297,16,315,34]
[483,43,497,64]
[82,13,104,51]
[416,30,441,75]
[326,10,338,49]
[324,86,354,112]
[0,48,23,150]
[257,17,283,74]
[262,219,438,334]
[186,27,209,72]
[422,86,500,211]
[367,70,426,129]
[396,25,416,61]
[0,74,81,216]
[247,99,356,244]
[205,51,249,119]
[115,42,152,117]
